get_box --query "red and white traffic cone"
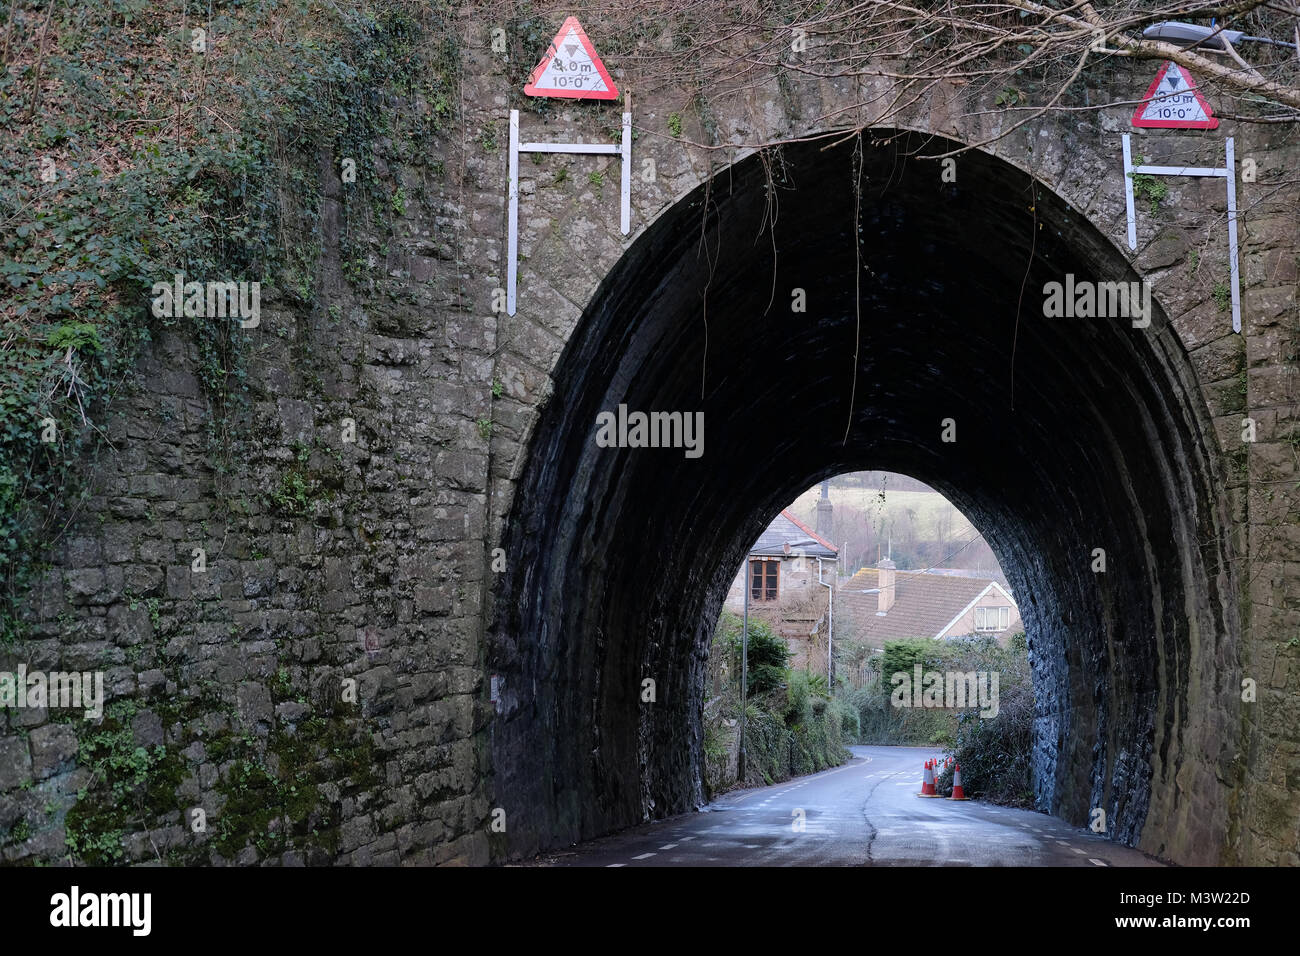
[949,763,970,800]
[919,759,943,796]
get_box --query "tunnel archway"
[489,129,1242,865]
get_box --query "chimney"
[816,480,833,539]
[877,557,896,613]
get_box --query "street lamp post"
[1141,20,1297,50]
[739,559,748,782]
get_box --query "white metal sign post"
[507,16,629,316]
[506,108,631,316]
[1121,133,1241,334]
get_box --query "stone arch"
[489,127,1241,864]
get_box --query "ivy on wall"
[0,0,459,644]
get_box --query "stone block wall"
[2,14,1298,866]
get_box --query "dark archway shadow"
[489,129,1241,865]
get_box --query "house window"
[975,607,1011,631]
[749,559,779,602]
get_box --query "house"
[723,508,838,610]
[723,495,839,668]
[836,558,1022,648]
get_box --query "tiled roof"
[836,567,1010,644]
[747,510,838,558]
[780,509,838,553]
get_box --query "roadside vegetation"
[703,612,1034,808]
[841,633,1035,807]
[703,610,855,797]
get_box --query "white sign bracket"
[506,106,631,317]
[1121,132,1241,333]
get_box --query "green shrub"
[785,669,812,726]
[854,633,1031,753]
[940,633,1035,806]
[706,612,852,793]
[878,637,942,686]
[830,696,860,742]
[717,610,791,694]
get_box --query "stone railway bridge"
[3,22,1299,866]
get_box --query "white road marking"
[1089,858,1108,866]
[679,836,695,842]
[660,843,677,850]
[607,863,625,868]
[1072,848,1086,854]
[632,852,655,860]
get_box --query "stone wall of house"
[722,556,834,613]
[719,554,834,671]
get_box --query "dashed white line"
[660,843,677,850]
[632,852,655,860]
[1089,858,1108,866]
[607,863,625,867]
[1072,848,1086,855]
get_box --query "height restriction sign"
[524,16,619,100]
[1132,61,1218,129]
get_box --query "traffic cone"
[919,759,942,796]
[949,763,970,800]
[929,760,945,797]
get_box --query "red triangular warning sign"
[524,16,619,100]
[1132,61,1218,129]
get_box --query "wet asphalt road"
[538,745,1163,867]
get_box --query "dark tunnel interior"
[489,130,1242,863]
